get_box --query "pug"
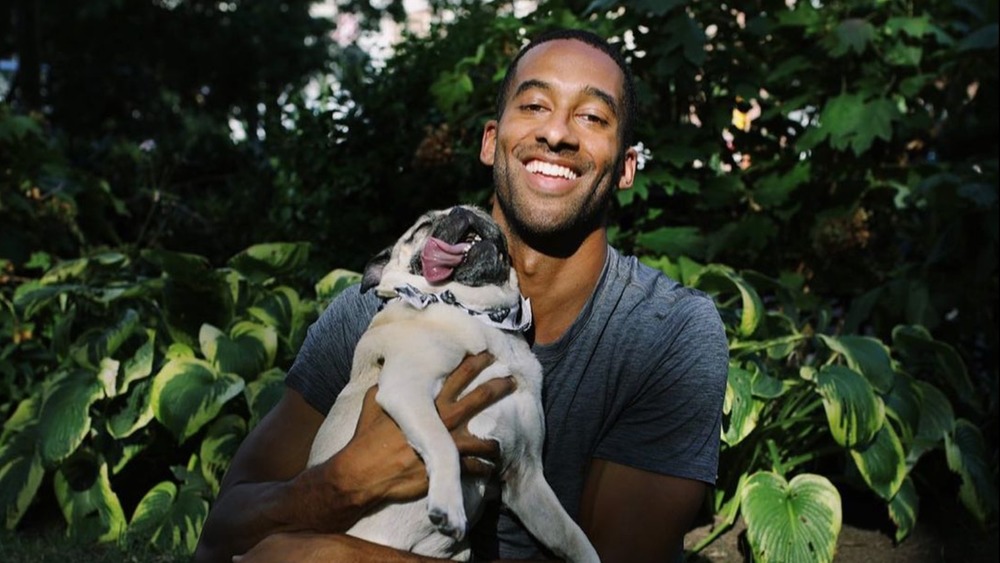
[307,205,599,562]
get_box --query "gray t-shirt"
[286,246,729,559]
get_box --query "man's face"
[480,39,637,242]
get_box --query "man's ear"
[480,120,497,166]
[617,146,638,190]
[360,247,391,293]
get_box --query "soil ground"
[684,493,999,562]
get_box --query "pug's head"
[361,205,519,307]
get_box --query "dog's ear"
[360,247,391,293]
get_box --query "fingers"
[355,384,383,433]
[461,456,498,478]
[440,375,516,429]
[454,433,501,459]
[437,351,494,403]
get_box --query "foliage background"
[1,0,997,559]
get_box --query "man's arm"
[194,352,512,563]
[193,389,346,563]
[579,459,707,563]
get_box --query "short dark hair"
[495,28,637,148]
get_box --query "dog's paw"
[428,506,466,541]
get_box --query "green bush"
[651,257,997,561]
[0,243,359,550]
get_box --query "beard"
[492,148,624,257]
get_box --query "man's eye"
[520,103,546,112]
[581,113,608,125]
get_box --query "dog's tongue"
[421,237,472,283]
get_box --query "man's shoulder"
[606,247,718,313]
[316,285,381,328]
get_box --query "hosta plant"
[0,243,360,551]
[649,257,997,562]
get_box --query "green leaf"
[119,330,156,395]
[245,368,286,428]
[200,415,246,496]
[817,334,894,393]
[200,321,277,379]
[106,379,155,439]
[809,93,898,156]
[754,161,810,208]
[13,282,83,320]
[2,396,39,441]
[248,286,300,336]
[888,476,919,543]
[944,419,999,524]
[38,257,89,284]
[199,324,224,365]
[751,369,789,399]
[431,70,474,118]
[911,381,956,453]
[741,472,842,563]
[227,243,310,284]
[0,426,45,529]
[815,365,885,448]
[884,43,923,66]
[70,309,140,370]
[636,226,706,259]
[639,255,705,287]
[826,18,876,57]
[0,113,43,141]
[767,55,811,82]
[315,269,361,301]
[885,16,934,38]
[38,371,105,465]
[892,325,977,410]
[850,424,907,501]
[151,358,245,443]
[722,366,765,446]
[129,480,209,553]
[141,249,215,286]
[693,266,764,338]
[54,455,126,542]
[883,372,921,446]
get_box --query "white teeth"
[525,160,578,180]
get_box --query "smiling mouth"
[525,159,580,180]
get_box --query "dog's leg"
[376,355,468,540]
[503,460,600,563]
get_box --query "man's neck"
[507,228,608,345]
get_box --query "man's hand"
[328,351,515,504]
[195,351,513,563]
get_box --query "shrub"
[0,243,359,550]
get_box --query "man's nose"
[535,110,579,151]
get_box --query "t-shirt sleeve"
[284,286,379,415]
[595,290,729,485]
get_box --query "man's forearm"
[194,461,374,563]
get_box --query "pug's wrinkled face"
[362,205,512,293]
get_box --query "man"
[195,28,728,562]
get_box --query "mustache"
[515,143,583,163]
